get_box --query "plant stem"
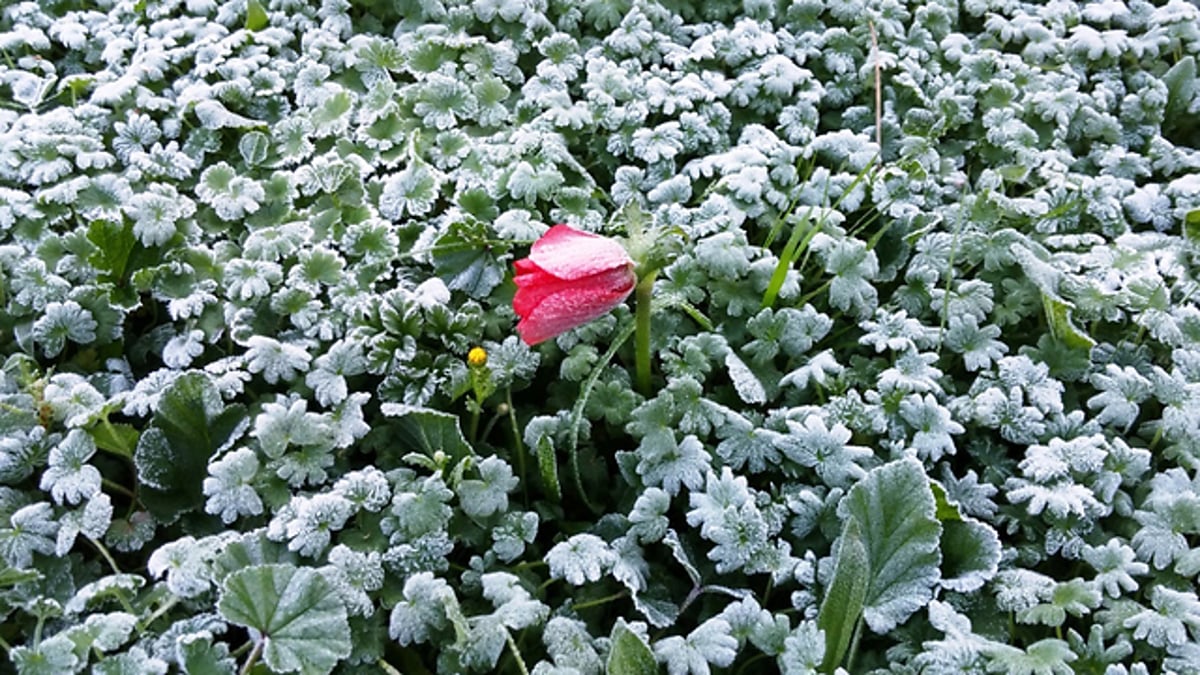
[239,640,263,675]
[102,477,136,501]
[573,590,628,611]
[139,596,179,632]
[567,319,637,513]
[468,402,481,445]
[88,536,122,576]
[505,629,530,675]
[635,271,657,397]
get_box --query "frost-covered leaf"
[653,617,737,675]
[837,458,942,633]
[379,405,472,464]
[218,563,351,674]
[546,533,615,585]
[388,572,457,646]
[458,456,519,519]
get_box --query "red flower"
[513,224,637,345]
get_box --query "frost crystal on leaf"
[653,617,738,675]
[202,447,263,524]
[546,533,616,586]
[40,429,101,506]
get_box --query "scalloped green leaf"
[940,519,1002,593]
[838,458,942,633]
[379,404,472,465]
[178,634,236,675]
[218,564,351,675]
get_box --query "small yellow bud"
[467,347,488,367]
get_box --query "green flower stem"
[635,270,657,397]
[567,319,637,514]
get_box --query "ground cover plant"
[2,0,1200,672]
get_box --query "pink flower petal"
[514,265,636,345]
[527,224,634,281]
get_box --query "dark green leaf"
[86,220,137,284]
[940,519,1002,593]
[133,373,248,521]
[1163,57,1196,123]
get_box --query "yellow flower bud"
[467,347,488,367]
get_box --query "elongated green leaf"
[218,564,351,675]
[838,458,942,633]
[818,517,870,671]
[1163,56,1196,132]
[761,213,810,309]
[133,373,248,521]
[245,0,268,31]
[607,620,656,675]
